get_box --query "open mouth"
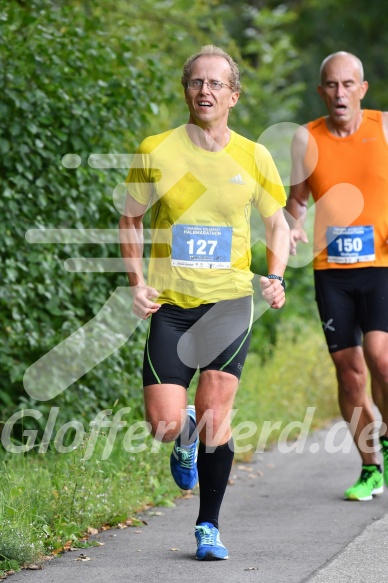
[198,101,212,108]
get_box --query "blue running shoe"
[170,405,198,490]
[195,522,229,560]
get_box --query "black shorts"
[314,267,388,353]
[143,296,253,388]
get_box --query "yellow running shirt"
[304,110,388,269]
[126,125,286,307]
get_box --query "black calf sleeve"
[196,438,234,529]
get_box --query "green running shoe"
[380,437,388,487]
[344,465,384,501]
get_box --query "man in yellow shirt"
[286,51,388,501]
[120,45,289,560]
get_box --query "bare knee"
[195,405,233,445]
[332,351,367,404]
[143,383,187,442]
[195,370,238,446]
[337,365,365,389]
[337,374,368,407]
[364,331,388,387]
[370,357,388,387]
[144,412,181,443]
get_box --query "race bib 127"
[171,224,233,268]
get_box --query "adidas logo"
[229,173,245,185]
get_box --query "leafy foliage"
[0,0,165,419]
[224,3,305,135]
[290,0,388,122]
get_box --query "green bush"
[0,0,164,420]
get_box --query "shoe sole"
[345,485,384,501]
[196,553,229,561]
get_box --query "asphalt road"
[8,421,388,583]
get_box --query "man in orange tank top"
[286,51,388,501]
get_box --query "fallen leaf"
[127,517,143,527]
[87,527,99,535]
[75,554,91,561]
[181,492,194,499]
[52,548,63,556]
[25,564,42,570]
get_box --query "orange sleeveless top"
[305,110,388,269]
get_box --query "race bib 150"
[327,225,375,264]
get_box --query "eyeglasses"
[186,79,232,91]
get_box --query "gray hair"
[181,45,241,93]
[319,51,364,83]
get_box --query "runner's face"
[184,55,239,127]
[318,56,368,126]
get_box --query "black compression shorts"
[314,267,388,353]
[143,296,253,388]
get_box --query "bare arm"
[285,125,311,255]
[382,111,388,143]
[260,207,289,309]
[119,194,161,319]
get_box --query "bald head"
[320,52,364,84]
[317,51,369,131]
